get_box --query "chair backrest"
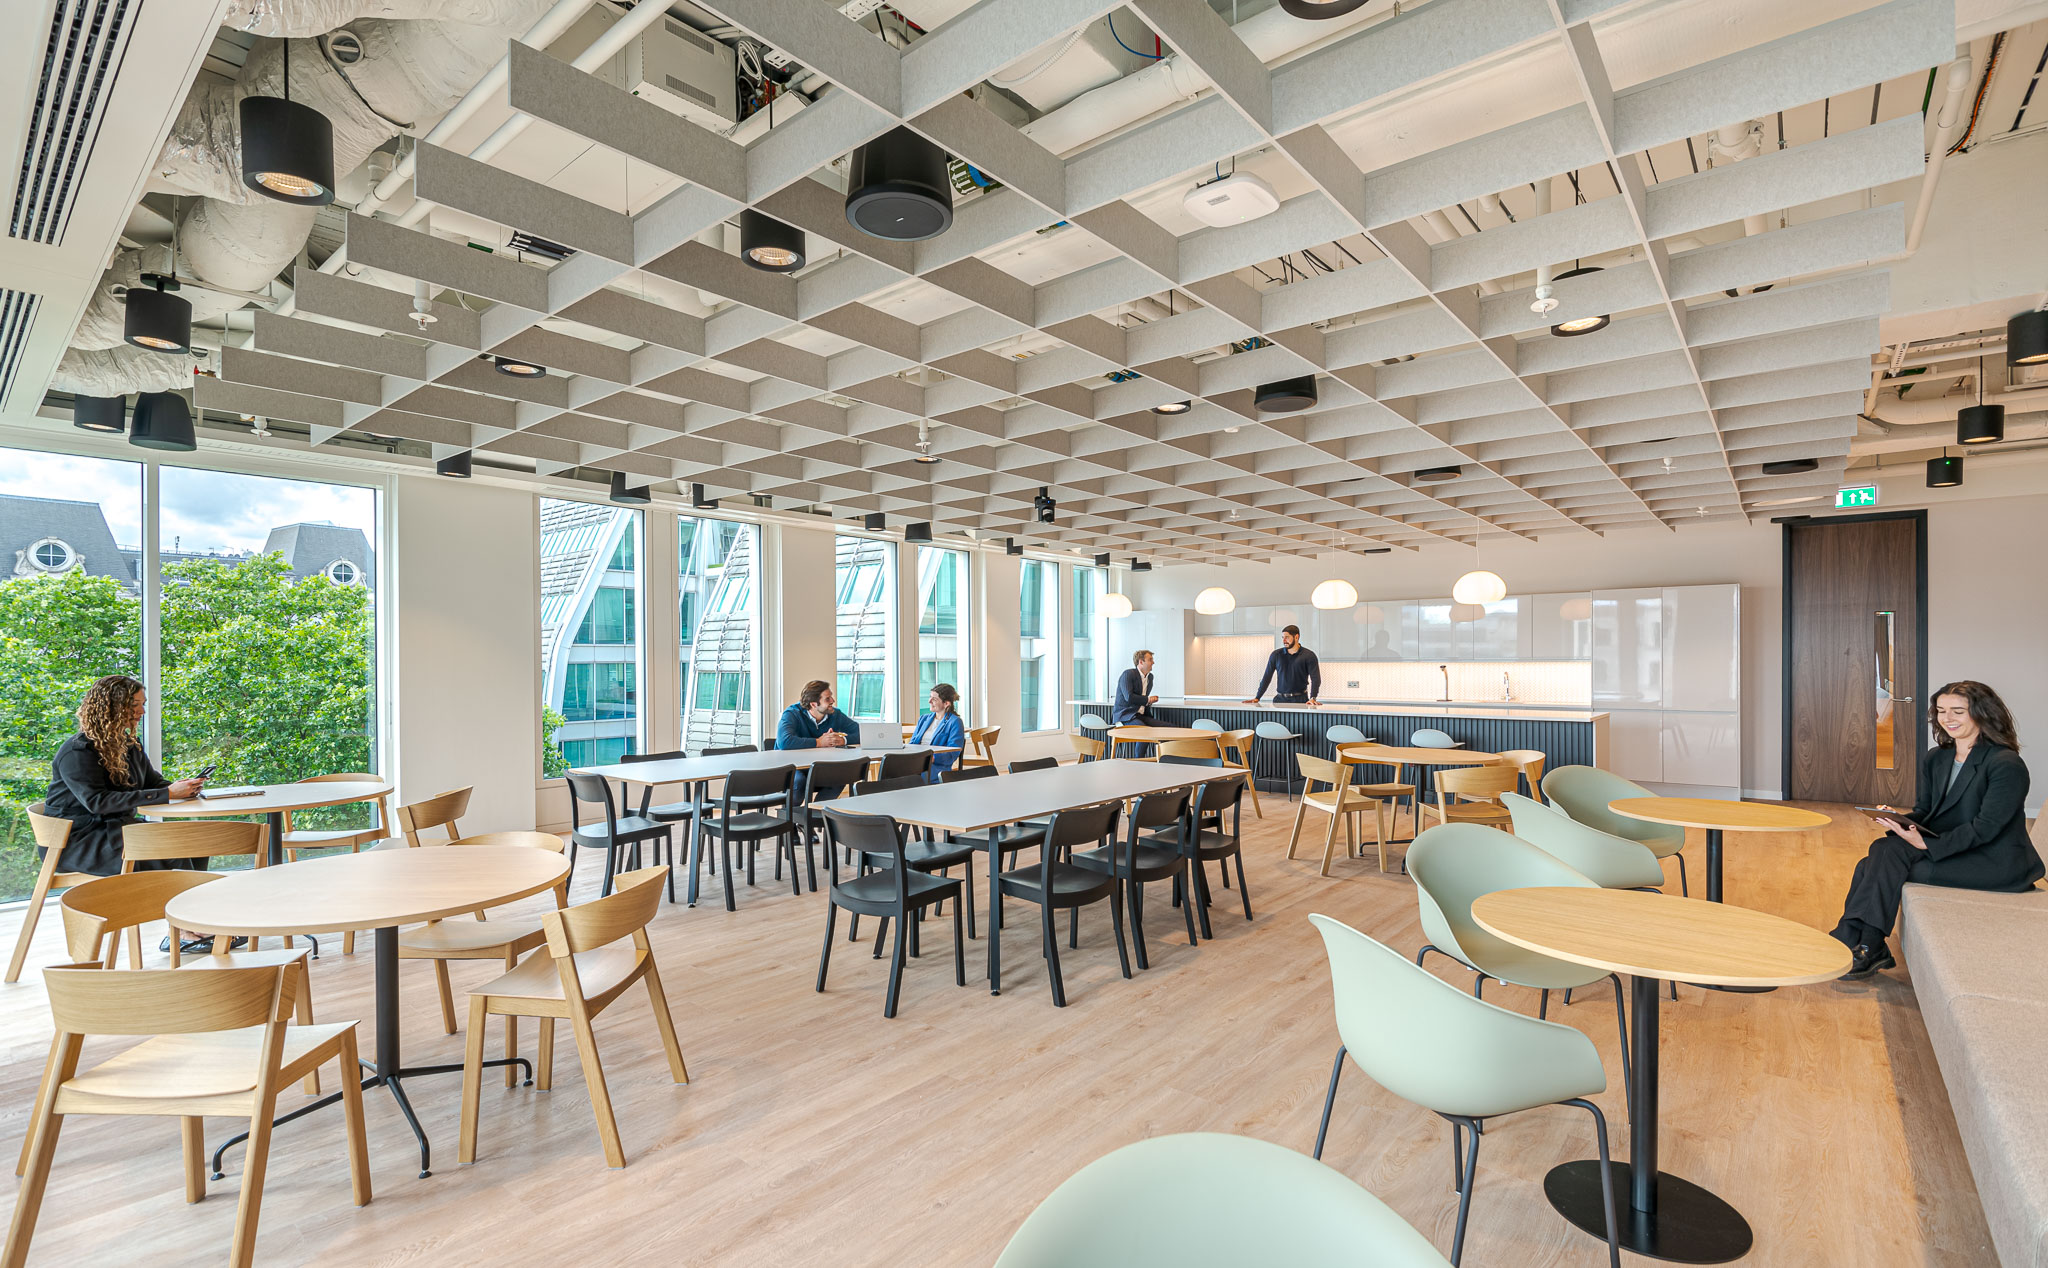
[1541,765,1678,844]
[60,870,221,964]
[1067,734,1104,762]
[823,807,908,882]
[121,819,268,866]
[1297,754,1352,793]
[25,803,72,862]
[293,771,384,827]
[397,786,472,845]
[1435,764,1520,802]
[562,772,622,832]
[1410,728,1456,748]
[1077,712,1109,730]
[1405,824,1598,971]
[1218,730,1255,765]
[1129,787,1192,833]
[994,1131,1453,1268]
[940,765,996,784]
[1308,915,1602,1120]
[723,764,795,804]
[43,957,295,1037]
[1501,792,1662,888]
[1325,725,1367,745]
[1044,799,1121,857]
[806,757,871,804]
[1335,742,1398,774]
[1157,738,1222,767]
[446,831,567,853]
[543,865,667,957]
[703,744,756,756]
[1009,756,1059,773]
[1191,718,1223,732]
[853,775,926,796]
[1254,721,1298,741]
[878,749,934,781]
[1493,749,1547,799]
[967,725,1001,760]
[620,751,684,816]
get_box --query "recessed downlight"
[1414,465,1462,484]
[1152,400,1192,415]
[494,354,545,377]
[1759,458,1819,476]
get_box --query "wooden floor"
[0,798,1997,1266]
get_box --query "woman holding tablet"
[1832,681,2041,979]
[42,675,208,876]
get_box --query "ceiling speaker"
[846,127,953,242]
[1254,375,1317,413]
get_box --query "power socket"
[1346,680,1359,689]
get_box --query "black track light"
[691,483,718,510]
[608,471,651,504]
[1152,400,1191,415]
[1926,454,1964,488]
[1279,0,1372,16]
[1005,538,1024,556]
[1254,375,1317,413]
[435,451,473,478]
[2008,307,2048,366]
[124,274,191,354]
[846,127,953,241]
[239,39,334,205]
[1414,465,1462,483]
[73,396,126,434]
[1092,552,1111,567]
[128,392,195,451]
[1033,486,1056,524]
[1131,558,1151,572]
[494,354,545,377]
[1760,458,1819,476]
[905,522,933,543]
[740,209,806,272]
[864,512,887,531]
[1548,265,1610,336]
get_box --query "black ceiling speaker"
[2008,307,2048,366]
[1093,552,1111,567]
[1005,537,1024,556]
[73,395,126,434]
[1414,465,1461,483]
[435,450,473,478]
[1254,375,1317,413]
[846,127,953,241]
[864,512,887,531]
[1279,0,1372,17]
[691,483,718,510]
[1759,458,1819,476]
[1958,403,2005,445]
[1548,265,1610,336]
[494,354,545,377]
[1926,454,1964,488]
[1130,558,1151,571]
[123,274,190,353]
[239,40,334,205]
[905,522,933,542]
[740,209,806,272]
[128,392,195,451]
[1152,400,1191,415]
[608,471,651,504]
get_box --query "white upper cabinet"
[1592,588,1665,706]
[1315,605,1370,660]
[1661,584,1741,712]
[1451,598,1521,660]
[1413,599,1454,660]
[1527,592,1593,659]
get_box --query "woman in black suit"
[41,675,208,877]
[1832,680,2041,979]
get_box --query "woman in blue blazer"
[910,683,965,781]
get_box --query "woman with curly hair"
[42,675,208,877]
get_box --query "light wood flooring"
[0,799,1998,1266]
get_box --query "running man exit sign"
[1835,485,1879,509]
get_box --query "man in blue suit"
[1113,650,1157,726]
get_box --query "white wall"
[392,473,539,834]
[764,520,839,726]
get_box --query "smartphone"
[194,763,217,780]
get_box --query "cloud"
[0,450,143,547]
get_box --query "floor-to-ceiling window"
[540,499,641,771]
[1019,558,1059,732]
[1072,563,1107,704]
[834,535,895,723]
[679,515,756,750]
[916,545,969,724]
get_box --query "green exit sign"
[1836,485,1879,509]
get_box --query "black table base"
[1694,827,1776,993]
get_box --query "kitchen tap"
[1502,670,1513,702]
[1437,664,1451,702]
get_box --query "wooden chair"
[960,725,1002,769]
[1422,764,1519,830]
[5,804,92,984]
[1066,733,1104,763]
[282,773,392,955]
[1495,749,1547,802]
[119,821,271,965]
[1286,755,1392,876]
[1218,729,1263,818]
[5,956,369,1268]
[399,831,570,1087]
[1336,742,1419,849]
[1157,737,1224,765]
[458,866,688,1169]
[396,786,471,846]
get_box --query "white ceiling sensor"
[1182,171,1280,228]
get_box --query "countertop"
[1069,698,1609,724]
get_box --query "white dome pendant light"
[1311,578,1358,610]
[1195,586,1236,616]
[1102,565,1134,619]
[1452,570,1506,604]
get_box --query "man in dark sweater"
[1244,624,1322,707]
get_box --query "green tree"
[541,706,568,778]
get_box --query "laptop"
[859,729,905,751]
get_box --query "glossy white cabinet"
[1451,599,1520,660]
[1661,585,1740,712]
[1591,588,1664,706]
[1527,592,1593,659]
[1316,606,1372,659]
[1603,708,1667,782]
[1414,600,1454,660]
[1661,709,1741,787]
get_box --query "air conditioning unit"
[558,3,737,130]
[1182,171,1279,228]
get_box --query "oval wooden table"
[149,780,393,866]
[166,845,571,1179]
[1607,797,1831,905]
[1473,887,1851,1264]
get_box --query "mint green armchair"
[1309,915,1621,1267]
[1503,792,1666,889]
[994,1131,1450,1267]
[1541,765,1689,895]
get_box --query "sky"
[0,445,376,554]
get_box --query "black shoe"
[1839,943,1896,981]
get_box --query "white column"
[641,506,681,755]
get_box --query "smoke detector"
[1182,171,1279,228]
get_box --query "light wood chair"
[396,786,471,846]
[282,773,391,955]
[399,831,569,1087]
[1066,733,1104,763]
[1157,737,1225,765]
[458,865,687,1169]
[118,821,271,965]
[1218,730,1263,818]
[5,956,369,1268]
[1286,755,1394,876]
[5,804,92,984]
[1495,750,1548,802]
[959,725,1002,770]
[1336,742,1419,847]
[1422,764,1519,830]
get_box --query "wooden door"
[1784,513,1925,804]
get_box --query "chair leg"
[1191,856,1216,941]
[1128,880,1150,971]
[1609,974,1633,1106]
[228,1080,281,1268]
[962,857,976,941]
[432,959,457,1035]
[1312,1045,1347,1160]
[536,1019,555,1091]
[1375,802,1390,873]
[1041,903,1067,1008]
[1317,808,1343,877]
[126,925,143,972]
[1675,852,1689,897]
[1415,943,1440,970]
[873,913,889,960]
[1107,888,1132,979]
[785,836,802,897]
[952,897,965,986]
[568,1011,626,1168]
[1233,850,1252,921]
[1539,989,1549,1020]
[342,930,355,956]
[816,902,838,992]
[884,910,907,1019]
[1068,904,1079,949]
[1177,866,1200,946]
[4,851,63,983]
[1284,800,1308,859]
[1565,1099,1624,1268]
[337,1029,371,1207]
[182,1116,206,1203]
[1448,1116,1481,1266]
[643,962,689,1084]
[502,951,521,1089]
[7,1101,64,1264]
[721,839,737,912]
[458,995,488,1165]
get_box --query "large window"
[1019,558,1059,732]
[1072,564,1107,704]
[540,499,642,772]
[916,546,969,723]
[679,516,756,749]
[835,536,895,723]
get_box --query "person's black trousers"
[1832,833,1921,948]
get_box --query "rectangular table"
[576,746,956,906]
[830,759,1244,995]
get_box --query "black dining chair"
[837,775,981,943]
[564,772,675,900]
[1008,757,1059,773]
[1071,786,1200,967]
[878,749,934,782]
[697,764,799,911]
[1148,774,1252,939]
[997,799,1131,1007]
[818,808,965,1018]
[689,744,769,878]
[794,756,869,891]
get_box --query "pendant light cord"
[283,34,290,101]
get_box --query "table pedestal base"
[1546,1161,1753,1263]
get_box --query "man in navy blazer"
[1113,650,1157,726]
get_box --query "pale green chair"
[995,1132,1451,1267]
[1407,825,1634,1098]
[1309,916,1622,1268]
[1502,792,1666,890]
[1542,765,1689,895]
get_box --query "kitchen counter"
[1071,697,1607,724]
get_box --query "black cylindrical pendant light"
[1548,265,1610,336]
[608,471,651,504]
[1926,453,1964,488]
[123,275,190,353]
[73,395,127,433]
[129,392,196,451]
[436,451,473,478]
[1254,375,1317,413]
[1957,354,2005,444]
[846,127,953,241]
[1279,0,1372,16]
[740,209,806,271]
[240,38,334,205]
[2008,307,2048,366]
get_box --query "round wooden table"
[150,780,393,866]
[1338,743,1503,844]
[1607,797,1830,904]
[166,846,570,1179]
[1472,887,1850,1264]
[1107,725,1218,759]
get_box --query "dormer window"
[325,559,361,586]
[28,539,75,572]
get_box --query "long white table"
[831,759,1244,996]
